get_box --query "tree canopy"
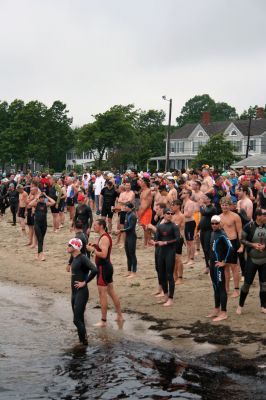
[0,99,74,171]
[191,133,239,170]
[176,94,238,126]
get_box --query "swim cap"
[68,238,83,250]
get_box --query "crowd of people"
[0,165,265,344]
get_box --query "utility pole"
[162,96,172,171]
[246,116,252,158]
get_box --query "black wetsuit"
[240,222,266,308]
[209,229,232,312]
[74,204,93,234]
[154,217,164,286]
[156,221,180,299]
[197,204,217,269]
[8,189,19,224]
[34,201,48,253]
[71,254,97,343]
[100,186,118,218]
[123,211,137,273]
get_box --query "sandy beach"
[0,209,265,359]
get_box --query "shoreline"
[0,211,265,361]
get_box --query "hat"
[125,202,134,209]
[211,215,221,223]
[163,207,173,215]
[77,193,85,202]
[68,238,83,250]
[9,183,15,187]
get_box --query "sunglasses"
[211,222,220,225]
[166,212,174,215]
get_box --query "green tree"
[77,104,137,168]
[0,101,11,170]
[176,94,237,126]
[239,105,266,120]
[191,133,239,170]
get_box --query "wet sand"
[0,209,265,360]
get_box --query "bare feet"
[231,290,240,298]
[155,292,165,298]
[115,314,125,322]
[261,307,266,314]
[163,299,174,307]
[186,260,194,266]
[203,268,209,274]
[124,273,131,277]
[127,273,136,279]
[93,320,107,327]
[175,278,183,285]
[206,312,218,318]
[212,313,227,322]
[236,306,242,315]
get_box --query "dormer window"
[230,130,237,137]
[197,131,204,137]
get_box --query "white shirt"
[94,175,105,195]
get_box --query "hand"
[253,243,263,251]
[195,232,200,239]
[86,228,91,235]
[237,245,244,253]
[149,240,156,246]
[87,244,95,252]
[66,264,71,272]
[74,281,86,289]
[115,230,121,235]
[215,261,225,267]
[157,241,167,247]
[146,223,153,230]
[55,204,58,209]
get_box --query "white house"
[150,109,266,170]
[65,149,108,170]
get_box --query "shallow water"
[0,283,265,400]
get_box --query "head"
[73,220,83,232]
[106,180,114,189]
[167,178,175,188]
[171,199,182,213]
[67,238,82,254]
[96,170,102,177]
[125,182,131,192]
[30,182,39,195]
[215,176,223,187]
[77,193,86,204]
[16,184,24,193]
[124,202,134,213]
[202,168,209,177]
[203,193,212,205]
[255,208,266,225]
[9,183,15,191]
[163,208,174,222]
[38,193,46,203]
[181,189,192,200]
[192,180,201,192]
[211,215,221,231]
[220,197,232,213]
[94,219,108,234]
[155,202,167,217]
[139,177,150,189]
[237,185,248,199]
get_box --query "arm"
[92,236,109,259]
[46,195,56,207]
[88,206,93,228]
[121,213,137,233]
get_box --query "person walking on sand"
[67,238,97,345]
[138,177,153,247]
[87,219,124,327]
[206,215,232,322]
[17,184,28,233]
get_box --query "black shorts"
[58,199,65,212]
[50,205,59,214]
[226,239,240,264]
[97,261,113,287]
[101,206,114,219]
[66,197,75,207]
[119,211,127,225]
[185,220,196,241]
[27,209,34,226]
[18,207,26,219]
[176,237,184,255]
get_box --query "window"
[249,139,256,152]
[192,141,206,152]
[231,141,242,152]
[170,141,176,153]
[197,131,204,137]
[230,130,238,137]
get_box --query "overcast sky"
[1,0,266,126]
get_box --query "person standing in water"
[67,238,97,345]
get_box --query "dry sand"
[0,209,265,358]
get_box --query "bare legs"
[94,283,124,327]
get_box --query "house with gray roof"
[150,109,266,170]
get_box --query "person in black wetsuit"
[68,220,89,268]
[28,193,55,261]
[120,202,138,278]
[67,238,97,345]
[207,215,232,322]
[7,184,19,225]
[196,193,217,274]
[150,208,180,307]
[100,180,118,232]
[73,193,93,235]
[237,209,266,315]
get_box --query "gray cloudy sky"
[1,0,266,125]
